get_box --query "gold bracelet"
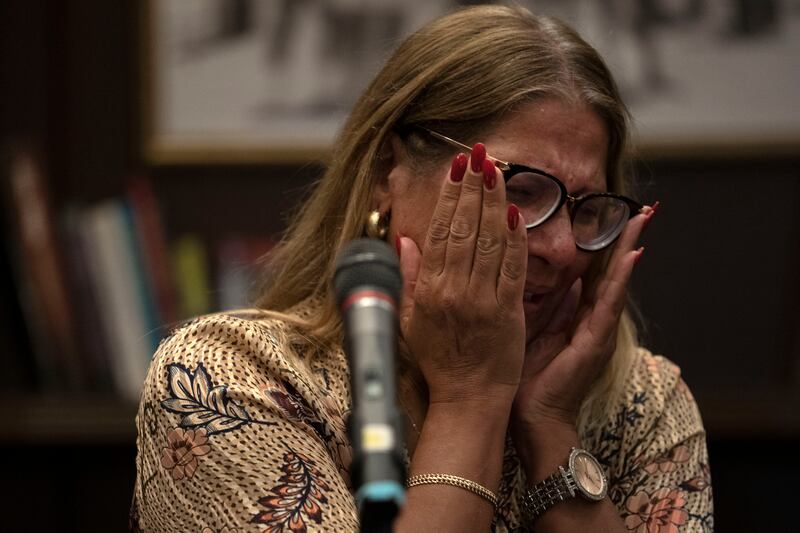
[407,473,499,509]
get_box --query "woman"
[132,5,713,532]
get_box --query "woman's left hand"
[510,204,656,435]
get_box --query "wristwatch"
[520,448,608,521]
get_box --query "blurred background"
[1,1,798,531]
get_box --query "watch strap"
[521,465,578,521]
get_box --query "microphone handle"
[343,293,406,531]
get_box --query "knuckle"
[476,232,502,257]
[505,230,524,250]
[414,277,435,303]
[496,299,516,317]
[483,192,502,210]
[427,216,450,244]
[611,297,626,317]
[501,256,525,282]
[439,288,459,311]
[461,179,483,196]
[440,183,462,204]
[416,278,461,315]
[448,216,473,244]
[472,255,494,275]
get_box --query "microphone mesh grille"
[333,239,402,305]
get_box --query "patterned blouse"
[131,306,714,532]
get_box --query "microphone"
[334,238,405,532]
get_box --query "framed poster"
[141,0,800,163]
[140,0,451,163]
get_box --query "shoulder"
[617,348,704,439]
[133,310,357,531]
[626,348,692,413]
[154,309,303,366]
[145,309,350,413]
[139,308,353,461]
[629,348,702,428]
[591,350,715,530]
[585,348,706,466]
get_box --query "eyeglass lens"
[505,172,631,251]
[505,172,562,227]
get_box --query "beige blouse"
[131,306,714,532]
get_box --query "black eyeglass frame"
[422,128,644,251]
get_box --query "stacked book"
[1,148,275,402]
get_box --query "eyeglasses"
[422,128,644,252]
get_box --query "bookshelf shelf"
[1,387,798,446]
[0,394,138,445]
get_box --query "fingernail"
[634,246,645,265]
[508,203,519,231]
[450,153,467,182]
[482,159,496,190]
[643,210,655,229]
[652,200,661,214]
[395,234,402,257]
[471,143,486,173]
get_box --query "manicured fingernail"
[482,159,496,190]
[395,234,402,257]
[508,203,519,230]
[450,153,467,182]
[652,200,661,214]
[471,143,486,173]
[643,210,655,229]
[634,246,645,265]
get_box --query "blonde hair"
[255,5,640,430]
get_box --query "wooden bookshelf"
[0,394,137,445]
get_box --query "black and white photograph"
[143,0,451,161]
[144,0,800,161]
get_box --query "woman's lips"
[523,291,545,303]
[523,291,547,313]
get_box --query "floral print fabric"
[160,428,211,481]
[131,306,713,532]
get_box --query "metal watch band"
[521,466,578,521]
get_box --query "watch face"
[571,450,607,500]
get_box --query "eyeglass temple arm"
[422,128,511,171]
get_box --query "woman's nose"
[526,208,576,269]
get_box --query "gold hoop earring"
[365,210,390,240]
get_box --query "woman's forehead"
[484,99,609,190]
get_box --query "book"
[79,200,156,402]
[171,234,212,319]
[0,204,38,390]
[61,206,115,392]
[1,147,83,390]
[126,177,179,328]
[216,235,276,310]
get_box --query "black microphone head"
[333,238,402,307]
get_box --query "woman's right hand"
[395,146,528,406]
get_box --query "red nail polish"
[471,143,486,173]
[643,210,655,229]
[634,246,644,265]
[451,153,467,182]
[652,201,661,214]
[395,234,402,257]
[508,203,519,231]
[482,159,496,190]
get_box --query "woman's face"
[385,98,610,343]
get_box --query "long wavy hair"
[254,5,640,432]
